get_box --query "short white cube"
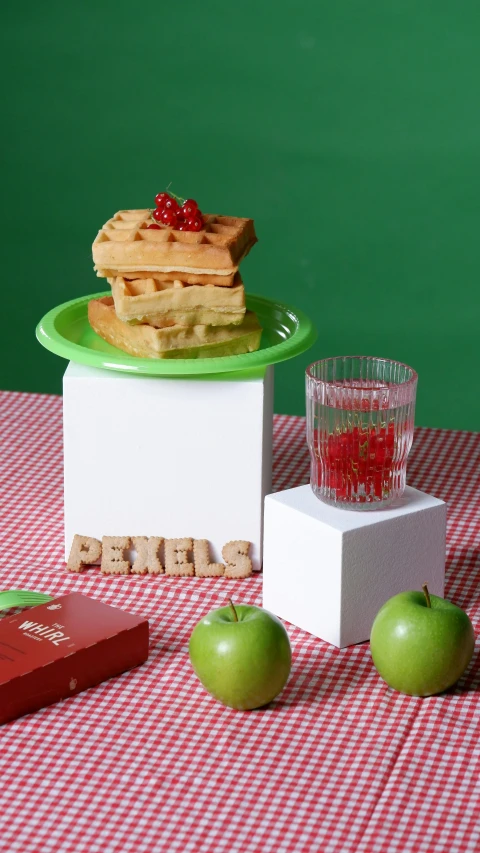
[63,362,274,571]
[263,485,446,647]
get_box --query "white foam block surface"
[63,362,274,571]
[263,484,446,647]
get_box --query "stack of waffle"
[89,209,262,359]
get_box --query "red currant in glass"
[155,192,171,208]
[147,223,161,230]
[181,199,198,218]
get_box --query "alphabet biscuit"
[67,535,102,573]
[131,536,164,575]
[101,536,131,575]
[164,538,195,577]
[193,540,225,577]
[222,540,252,579]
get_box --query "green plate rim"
[36,291,317,376]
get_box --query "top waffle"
[93,210,257,279]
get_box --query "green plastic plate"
[36,292,317,376]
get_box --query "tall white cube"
[263,485,446,647]
[63,362,274,571]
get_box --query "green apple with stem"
[189,599,292,710]
[370,583,475,696]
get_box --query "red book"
[0,592,149,725]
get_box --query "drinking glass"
[306,356,417,510]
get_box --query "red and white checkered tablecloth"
[0,389,479,853]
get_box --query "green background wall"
[2,1,479,430]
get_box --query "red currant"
[187,215,204,232]
[181,199,198,218]
[147,223,162,230]
[163,197,180,214]
[155,191,171,207]
[176,217,187,231]
[373,474,384,498]
[152,207,164,222]
[161,209,178,227]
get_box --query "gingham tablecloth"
[0,390,479,853]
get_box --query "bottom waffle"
[88,297,262,360]
[108,275,246,328]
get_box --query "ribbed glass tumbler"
[306,356,418,510]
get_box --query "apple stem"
[228,599,239,622]
[422,583,432,608]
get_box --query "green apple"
[370,584,475,696]
[189,600,291,710]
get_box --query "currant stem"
[165,183,184,205]
[228,599,239,622]
[171,191,185,204]
[422,583,431,608]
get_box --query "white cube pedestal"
[63,362,274,571]
[263,485,446,647]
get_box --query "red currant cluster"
[147,191,204,232]
[317,422,396,502]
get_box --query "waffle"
[109,275,246,328]
[96,268,237,287]
[93,210,257,279]
[88,297,262,359]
